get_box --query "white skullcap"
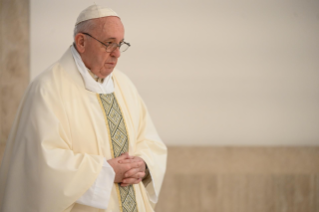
[75,5,119,26]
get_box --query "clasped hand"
[107,152,146,187]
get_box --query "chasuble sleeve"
[0,73,106,212]
[76,159,115,209]
[134,95,167,205]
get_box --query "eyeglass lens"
[106,43,129,53]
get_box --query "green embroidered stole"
[98,93,138,212]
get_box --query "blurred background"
[0,0,318,211]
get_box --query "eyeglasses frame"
[81,32,130,52]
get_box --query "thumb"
[119,152,130,159]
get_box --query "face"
[76,17,125,78]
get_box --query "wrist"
[143,162,150,179]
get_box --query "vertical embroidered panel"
[99,93,138,212]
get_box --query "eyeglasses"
[82,32,130,53]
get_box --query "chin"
[100,69,114,78]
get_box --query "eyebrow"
[103,37,125,43]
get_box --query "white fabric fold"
[145,171,157,203]
[76,159,115,209]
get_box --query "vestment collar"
[70,44,115,94]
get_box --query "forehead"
[93,17,124,40]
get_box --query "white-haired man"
[0,5,167,212]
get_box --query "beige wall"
[0,0,29,144]
[156,146,319,212]
[30,0,319,146]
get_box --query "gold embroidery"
[98,93,138,212]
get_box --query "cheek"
[94,55,107,67]
[102,55,112,64]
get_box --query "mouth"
[105,63,115,66]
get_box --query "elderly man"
[0,5,167,212]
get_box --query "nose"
[110,47,121,58]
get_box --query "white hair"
[73,19,97,39]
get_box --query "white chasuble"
[0,47,167,212]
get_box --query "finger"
[121,177,142,185]
[118,153,134,161]
[118,155,135,163]
[125,171,145,179]
[126,161,144,173]
[131,160,144,168]
[124,168,139,178]
[118,152,129,160]
[119,158,135,164]
[119,161,144,174]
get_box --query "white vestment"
[0,47,167,212]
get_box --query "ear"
[74,33,86,53]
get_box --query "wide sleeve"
[76,159,115,209]
[133,95,167,204]
[0,81,105,212]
